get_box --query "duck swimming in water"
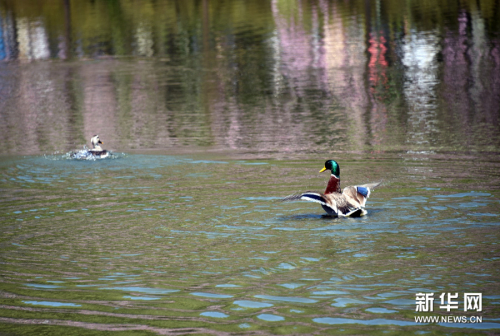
[88,135,110,158]
[282,160,380,217]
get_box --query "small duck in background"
[88,135,110,158]
[282,160,380,217]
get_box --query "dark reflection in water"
[1,2,500,333]
[0,0,499,156]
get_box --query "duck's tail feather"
[358,182,381,190]
[343,208,367,217]
[359,181,381,189]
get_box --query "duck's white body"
[88,135,110,158]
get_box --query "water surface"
[1,0,500,335]
[1,153,499,335]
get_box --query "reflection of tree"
[401,30,440,149]
[440,10,500,150]
[0,9,17,60]
[441,11,472,148]
[16,17,50,60]
[0,0,499,154]
[59,0,71,59]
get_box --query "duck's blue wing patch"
[356,186,370,198]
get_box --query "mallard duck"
[88,135,110,158]
[282,160,380,217]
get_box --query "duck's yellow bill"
[319,167,327,173]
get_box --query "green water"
[1,153,499,334]
[1,0,500,334]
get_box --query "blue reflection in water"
[23,301,81,307]
[24,284,61,289]
[200,311,229,318]
[234,300,273,308]
[254,295,317,303]
[314,317,420,326]
[103,287,178,294]
[123,296,160,301]
[257,314,284,322]
[191,292,233,298]
[216,284,240,288]
[437,322,500,330]
[365,308,397,314]
[312,290,348,295]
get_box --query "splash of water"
[44,145,123,161]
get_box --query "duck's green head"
[319,160,340,177]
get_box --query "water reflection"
[0,0,498,155]
[402,30,440,147]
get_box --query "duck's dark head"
[319,159,340,177]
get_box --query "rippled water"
[1,0,500,334]
[1,153,499,334]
